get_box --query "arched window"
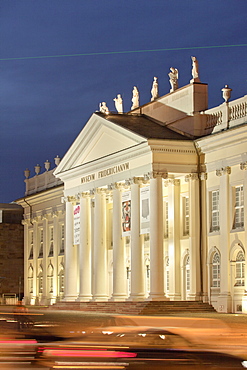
[211,252,220,288]
[47,263,54,293]
[28,265,33,294]
[235,250,245,286]
[37,265,43,294]
[58,264,65,296]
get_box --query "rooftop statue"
[151,77,159,101]
[168,68,179,92]
[113,94,123,113]
[99,102,110,114]
[131,86,139,110]
[191,56,200,82]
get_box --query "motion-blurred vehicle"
[35,326,246,369]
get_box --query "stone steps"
[50,300,216,315]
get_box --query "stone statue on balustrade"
[131,86,139,110]
[168,67,179,92]
[113,94,123,113]
[99,102,110,114]
[151,77,159,101]
[190,56,200,82]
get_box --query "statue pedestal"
[190,77,201,83]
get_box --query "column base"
[77,294,92,302]
[64,294,78,302]
[110,293,128,301]
[148,293,169,301]
[217,293,232,313]
[91,295,109,302]
[167,293,181,301]
[242,292,247,314]
[128,293,146,301]
[186,292,202,301]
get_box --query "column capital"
[164,178,180,187]
[240,162,247,171]
[51,211,59,218]
[148,171,168,179]
[185,173,199,182]
[200,172,208,181]
[216,166,231,176]
[95,187,107,195]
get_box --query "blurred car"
[35,326,246,369]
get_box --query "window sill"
[231,227,245,233]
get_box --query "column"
[22,220,29,304]
[240,163,247,313]
[64,198,78,301]
[41,214,48,305]
[167,179,181,300]
[52,212,58,302]
[200,172,209,302]
[217,166,232,312]
[93,189,108,300]
[78,194,92,301]
[187,173,201,300]
[32,218,38,304]
[149,173,166,300]
[130,180,145,300]
[112,185,127,300]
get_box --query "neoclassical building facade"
[17,69,247,313]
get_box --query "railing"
[203,95,247,134]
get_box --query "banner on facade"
[122,191,131,236]
[73,204,80,245]
[140,186,150,234]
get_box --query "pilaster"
[166,178,181,300]
[185,173,201,300]
[111,184,127,300]
[216,166,232,312]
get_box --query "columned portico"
[78,194,92,301]
[64,199,78,301]
[130,179,145,300]
[93,189,108,300]
[149,173,166,300]
[112,184,127,300]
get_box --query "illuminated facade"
[17,77,247,313]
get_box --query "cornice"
[196,123,247,154]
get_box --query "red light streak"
[44,349,136,358]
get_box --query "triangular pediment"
[54,113,147,175]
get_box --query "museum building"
[17,61,247,313]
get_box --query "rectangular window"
[210,190,220,232]
[29,231,34,259]
[48,227,54,257]
[233,185,244,229]
[183,196,189,236]
[212,264,220,287]
[38,229,43,258]
[60,225,65,254]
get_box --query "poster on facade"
[122,191,131,236]
[73,204,80,245]
[140,186,150,234]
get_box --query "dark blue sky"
[1,0,246,203]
